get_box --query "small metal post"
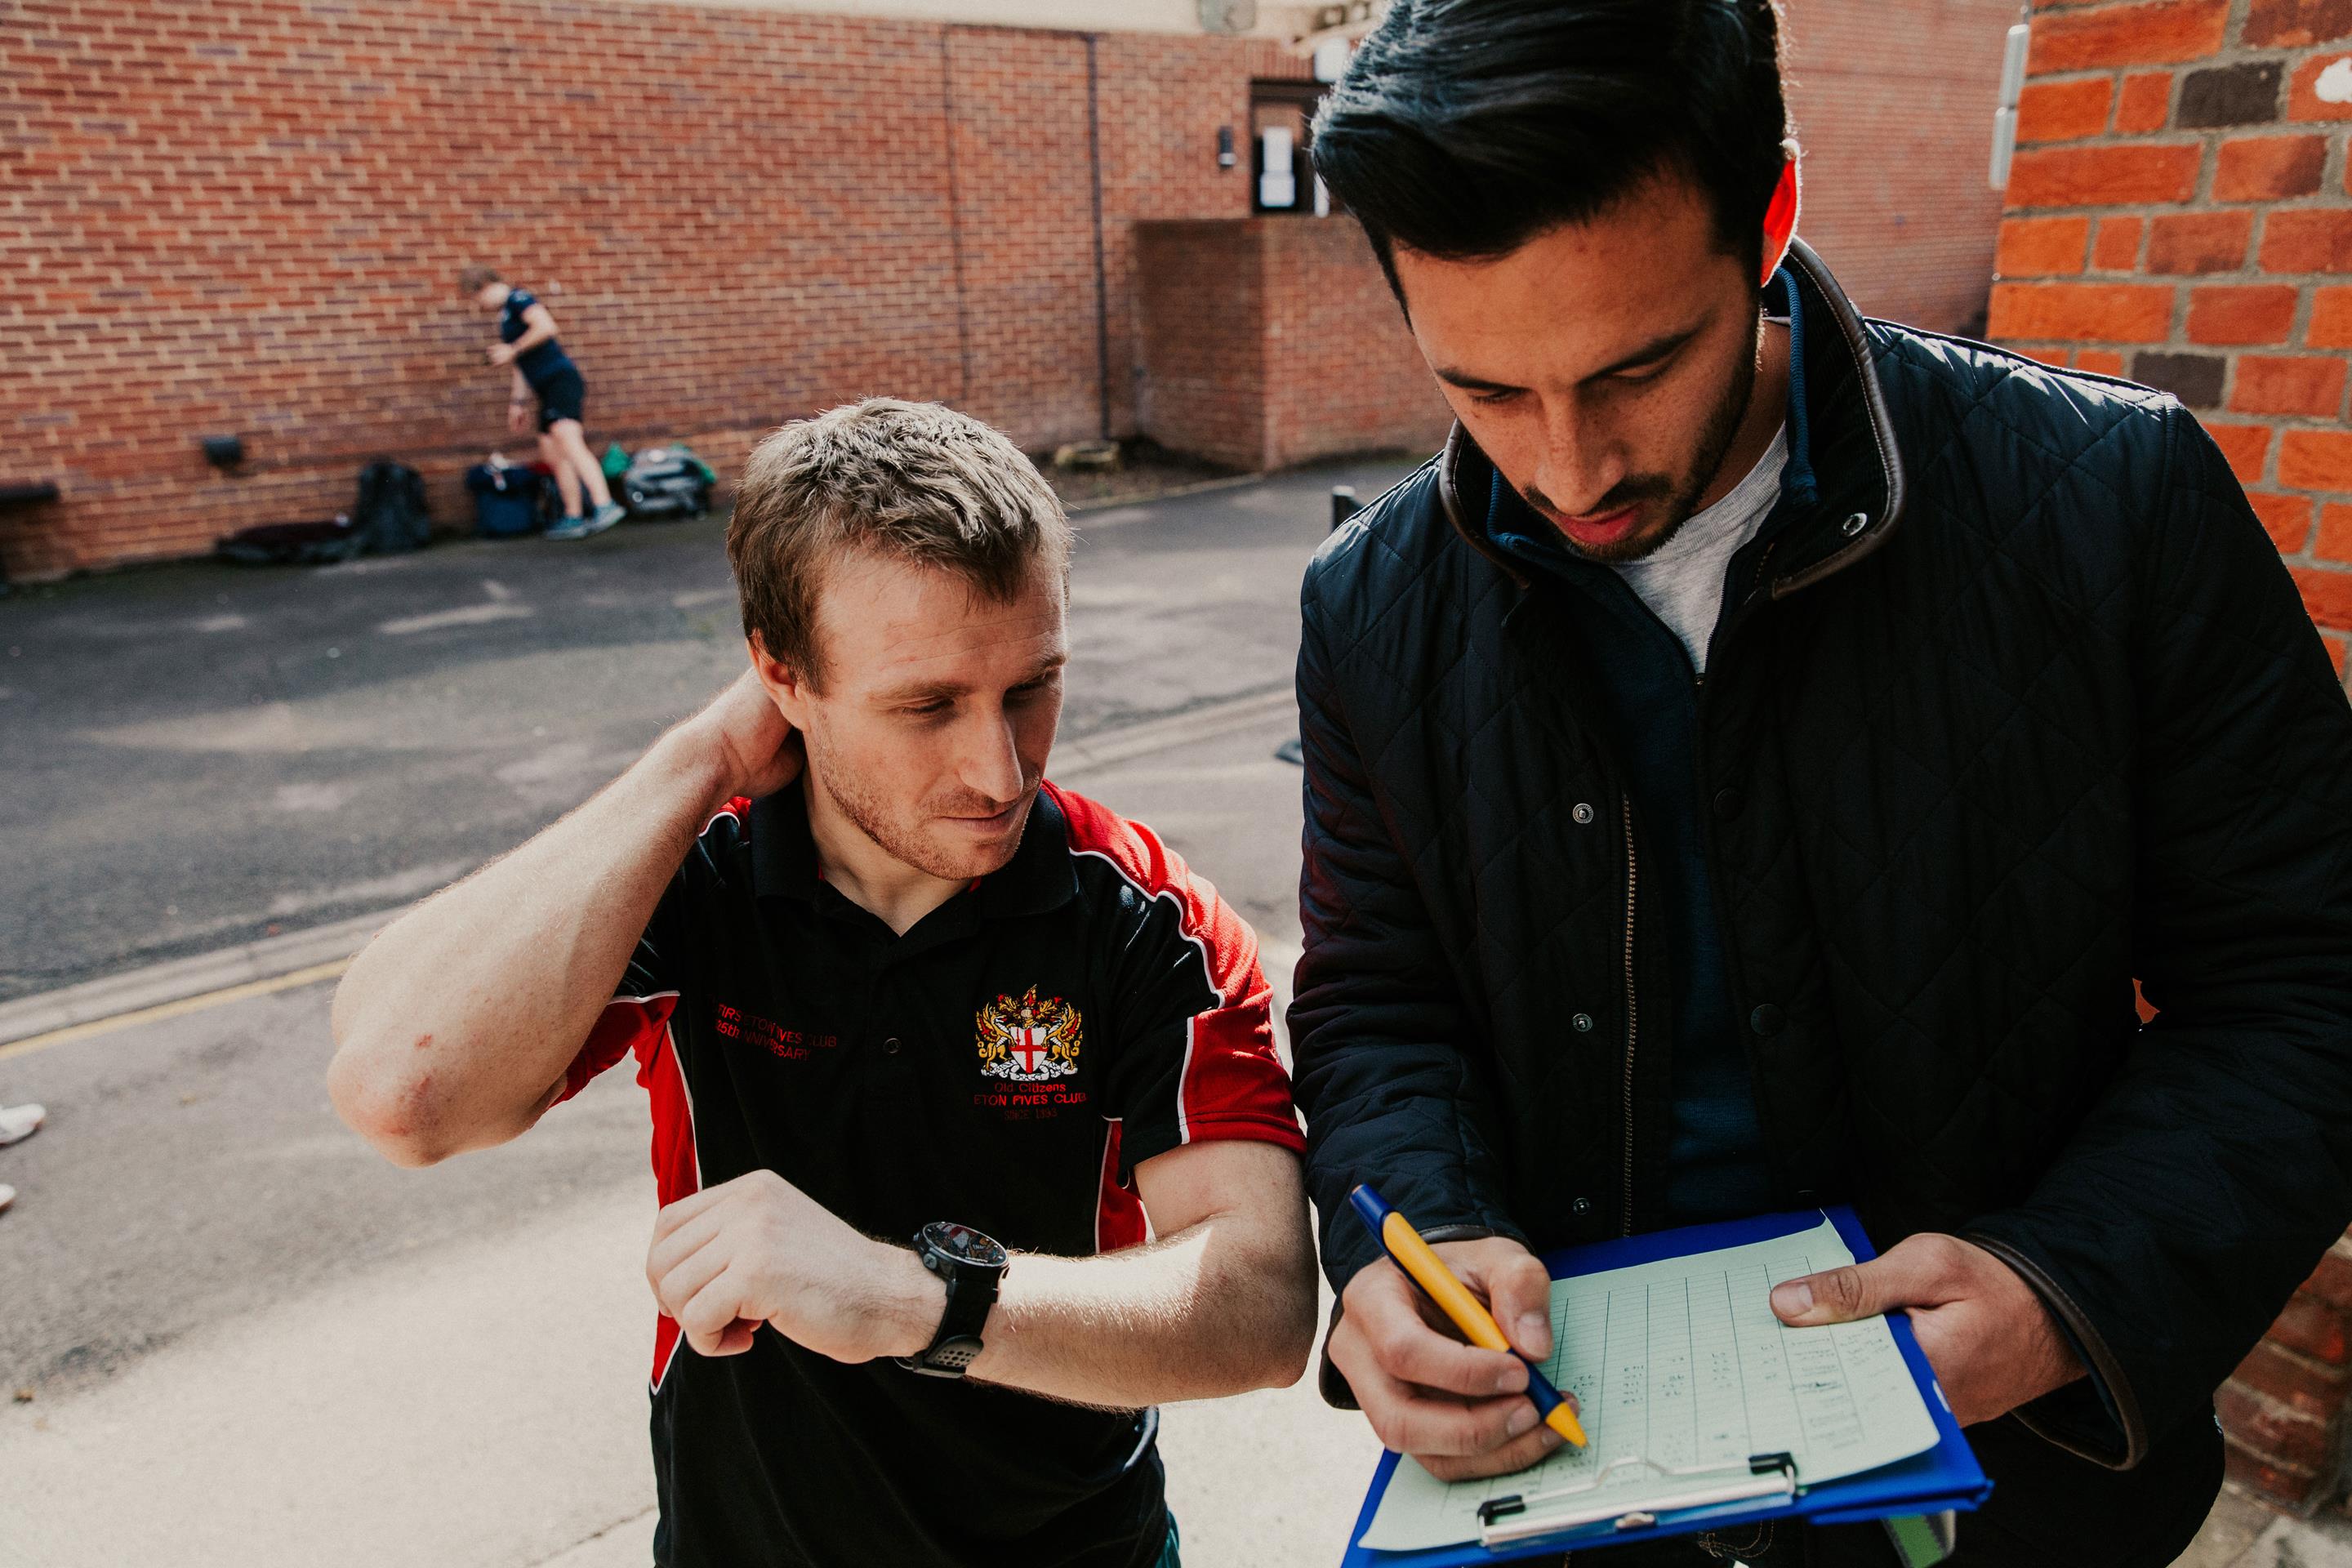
[1330,485,1361,532]
[1290,484,1368,763]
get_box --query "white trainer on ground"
[0,1102,45,1146]
[0,1183,13,1214]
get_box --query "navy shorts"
[533,367,586,431]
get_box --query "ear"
[746,634,815,731]
[1760,156,1800,287]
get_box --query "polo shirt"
[497,287,576,389]
[559,778,1304,1568]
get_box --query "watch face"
[921,1221,1008,1270]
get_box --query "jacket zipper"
[1619,792,1639,1237]
[1606,534,1780,1244]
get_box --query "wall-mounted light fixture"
[199,434,245,472]
[1218,125,1238,168]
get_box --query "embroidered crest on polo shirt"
[974,987,1082,1083]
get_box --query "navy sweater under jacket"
[1474,272,1822,1223]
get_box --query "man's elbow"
[1248,1296,1319,1392]
[325,1037,458,1169]
[359,1125,451,1170]
[1224,1188,1321,1392]
[1218,1249,1321,1394]
[1261,1256,1321,1389]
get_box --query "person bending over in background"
[327,399,1316,1568]
[461,265,626,541]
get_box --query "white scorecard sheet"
[1359,1217,1941,1552]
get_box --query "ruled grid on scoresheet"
[1360,1218,1941,1552]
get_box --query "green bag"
[658,444,718,485]
[600,442,630,479]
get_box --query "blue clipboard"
[1340,1206,1990,1565]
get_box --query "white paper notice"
[1358,1217,1940,1552]
[1258,125,1297,208]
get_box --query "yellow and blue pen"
[1349,1183,1588,1448]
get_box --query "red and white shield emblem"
[976,987,1082,1083]
[1009,1025,1049,1076]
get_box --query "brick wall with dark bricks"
[1989,0,2352,1515]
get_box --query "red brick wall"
[1989,0,2352,1513]
[1989,0,2352,682]
[2221,1237,2352,1512]
[1133,220,1267,471]
[1,0,2028,580]
[0,2,1311,578]
[1782,0,2020,336]
[1133,217,1450,474]
[1258,220,1453,470]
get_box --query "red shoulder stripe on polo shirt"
[555,794,751,1102]
[554,795,748,1389]
[1042,781,1304,1155]
[557,993,701,1389]
[1096,1120,1147,1253]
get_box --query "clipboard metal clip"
[1476,1451,1799,1547]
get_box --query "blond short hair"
[727,399,1072,687]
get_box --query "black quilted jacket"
[1291,242,2352,1473]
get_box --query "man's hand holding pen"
[1329,1235,1575,1482]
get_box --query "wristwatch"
[895,1221,1009,1378]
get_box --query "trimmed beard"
[1535,323,1763,566]
[810,746,1032,884]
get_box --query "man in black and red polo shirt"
[327,399,1316,1567]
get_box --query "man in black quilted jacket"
[1290,3,2352,1563]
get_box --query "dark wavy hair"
[1312,0,1792,292]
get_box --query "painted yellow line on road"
[0,958,354,1062]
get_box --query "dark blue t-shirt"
[1484,486,1774,1223]
[1474,272,1819,1223]
[499,287,576,387]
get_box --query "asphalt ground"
[0,457,1418,1004]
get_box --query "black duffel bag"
[216,459,433,565]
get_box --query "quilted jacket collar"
[1437,238,1908,602]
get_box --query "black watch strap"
[897,1229,1004,1378]
[922,1275,991,1374]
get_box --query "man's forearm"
[327,728,732,1164]
[654,1145,1314,1405]
[951,1214,1316,1408]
